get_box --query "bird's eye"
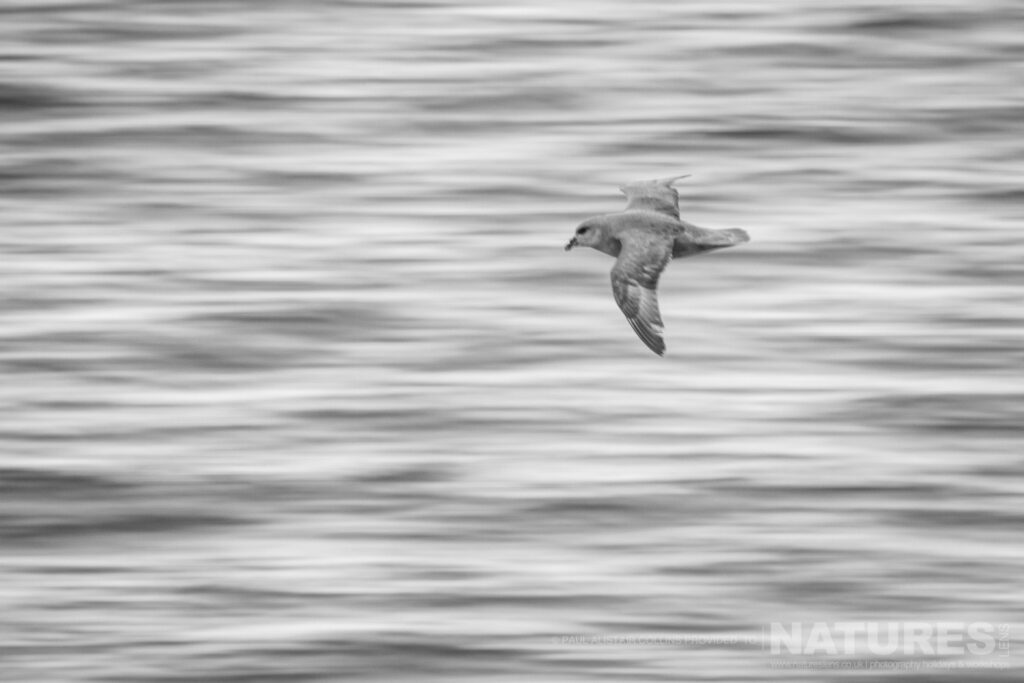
[576,226,589,235]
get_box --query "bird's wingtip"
[662,174,690,186]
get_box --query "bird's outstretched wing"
[619,175,689,219]
[610,232,674,356]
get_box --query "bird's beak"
[564,237,577,251]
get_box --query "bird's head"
[564,218,606,252]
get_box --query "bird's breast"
[596,237,622,257]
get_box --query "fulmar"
[564,175,749,356]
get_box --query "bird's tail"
[693,227,749,247]
[674,226,750,258]
[718,228,750,245]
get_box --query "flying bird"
[564,175,749,356]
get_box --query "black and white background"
[2,1,1022,680]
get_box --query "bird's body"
[564,176,749,356]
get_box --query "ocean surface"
[2,0,1023,680]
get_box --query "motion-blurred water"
[2,0,1023,680]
